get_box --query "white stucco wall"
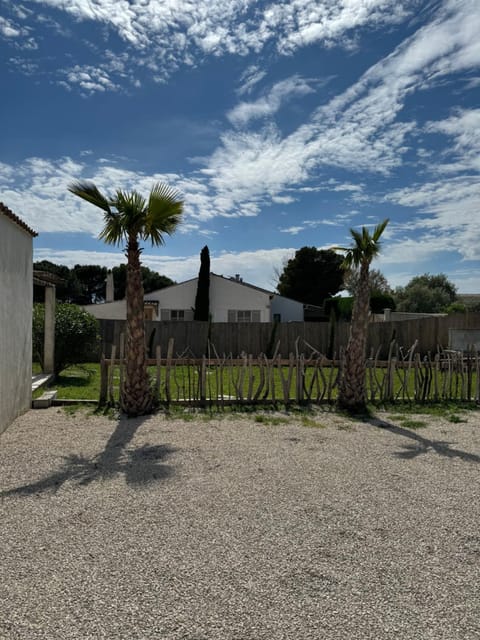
[0,215,33,435]
[271,294,304,322]
[147,276,271,321]
[83,299,127,320]
[147,278,198,319]
[209,275,270,322]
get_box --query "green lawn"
[33,364,100,400]
[34,361,479,405]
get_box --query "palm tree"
[336,219,389,413]
[69,181,184,416]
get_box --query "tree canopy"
[33,260,174,304]
[343,268,392,297]
[394,273,458,313]
[111,264,174,300]
[276,247,344,306]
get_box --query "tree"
[112,264,174,300]
[72,264,108,304]
[69,181,184,416]
[343,268,392,297]
[33,303,99,376]
[394,273,457,313]
[194,245,210,321]
[277,247,344,306]
[33,260,82,303]
[335,219,389,413]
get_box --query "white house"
[83,272,304,323]
[0,203,37,435]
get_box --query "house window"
[228,310,261,322]
[160,309,193,321]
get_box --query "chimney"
[106,271,114,302]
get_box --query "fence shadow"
[1,414,176,498]
[366,416,480,463]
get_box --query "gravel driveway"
[1,406,479,640]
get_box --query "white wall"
[0,215,33,435]
[209,275,270,322]
[83,299,127,320]
[271,294,304,322]
[148,278,198,319]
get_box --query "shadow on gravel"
[0,415,176,497]
[367,417,480,463]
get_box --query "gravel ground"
[1,405,479,640]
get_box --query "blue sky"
[1,0,479,292]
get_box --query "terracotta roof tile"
[0,202,37,237]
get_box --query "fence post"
[200,355,207,406]
[99,355,108,405]
[108,344,117,405]
[165,338,174,404]
[155,345,162,402]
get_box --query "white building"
[0,203,37,435]
[84,273,304,323]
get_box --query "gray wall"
[97,313,480,360]
[0,216,33,435]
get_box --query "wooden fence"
[97,313,480,361]
[100,339,480,407]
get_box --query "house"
[83,272,304,323]
[0,203,37,435]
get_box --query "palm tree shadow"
[1,414,177,498]
[366,416,480,463]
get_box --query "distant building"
[83,272,304,323]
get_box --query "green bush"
[370,293,396,314]
[33,303,100,376]
[446,302,466,314]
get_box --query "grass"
[33,363,100,400]
[397,418,428,430]
[34,362,480,422]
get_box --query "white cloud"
[194,0,480,219]
[280,226,304,235]
[16,0,417,88]
[386,176,480,261]
[425,108,480,173]
[236,65,267,96]
[228,75,316,127]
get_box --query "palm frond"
[98,214,126,246]
[68,181,112,213]
[144,182,184,246]
[372,218,389,242]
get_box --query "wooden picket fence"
[99,338,480,406]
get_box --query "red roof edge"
[0,202,38,237]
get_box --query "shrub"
[323,297,353,320]
[446,302,466,314]
[33,303,100,376]
[370,293,396,314]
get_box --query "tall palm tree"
[336,219,389,413]
[69,181,184,416]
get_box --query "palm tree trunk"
[121,235,152,416]
[338,262,370,413]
